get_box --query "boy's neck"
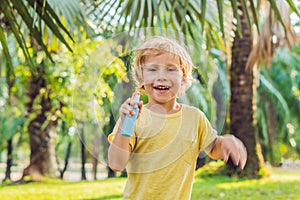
[146,101,182,114]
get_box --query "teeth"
[154,85,170,90]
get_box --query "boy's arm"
[108,124,132,172]
[207,135,247,169]
[108,94,143,172]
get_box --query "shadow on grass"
[0,178,79,187]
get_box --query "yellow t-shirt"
[109,104,217,200]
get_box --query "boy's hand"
[119,94,143,122]
[221,134,247,169]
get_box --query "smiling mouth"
[153,85,171,91]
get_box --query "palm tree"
[0,0,72,181]
[0,0,93,181]
[90,0,299,178]
[232,0,298,176]
[228,0,262,176]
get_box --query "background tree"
[53,35,128,179]
[257,44,300,165]
[0,0,94,181]
[225,0,299,177]
[0,34,29,182]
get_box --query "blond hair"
[133,36,194,96]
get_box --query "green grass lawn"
[192,168,300,200]
[0,167,299,200]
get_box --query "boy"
[108,36,247,199]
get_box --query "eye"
[148,68,156,72]
[167,67,177,72]
[144,65,157,72]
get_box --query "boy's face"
[141,52,186,105]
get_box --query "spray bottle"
[121,92,140,137]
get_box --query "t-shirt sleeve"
[198,111,218,153]
[107,118,136,150]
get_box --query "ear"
[139,77,145,90]
[135,66,144,85]
[140,78,145,87]
[181,75,188,85]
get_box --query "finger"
[240,159,246,170]
[239,155,246,169]
[122,98,131,109]
[138,100,143,109]
[128,108,136,116]
[120,100,135,116]
[122,98,136,116]
[129,97,139,115]
[129,98,137,108]
[240,145,247,169]
[230,151,240,167]
[125,97,131,104]
[223,151,229,163]
[230,137,245,168]
[120,106,133,116]
[235,139,247,169]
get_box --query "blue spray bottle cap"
[132,92,140,104]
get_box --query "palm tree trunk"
[92,127,100,180]
[78,122,87,180]
[3,139,13,181]
[266,99,280,166]
[3,63,14,182]
[229,1,264,177]
[103,108,116,178]
[58,140,72,179]
[22,64,57,181]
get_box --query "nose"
[157,69,167,81]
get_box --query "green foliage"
[195,160,227,177]
[46,35,129,165]
[0,35,27,152]
[1,15,127,172]
[0,0,75,67]
[258,164,272,178]
[257,44,300,164]
[0,109,23,140]
[0,0,97,161]
[54,36,127,125]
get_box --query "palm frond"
[200,0,207,33]
[216,0,224,38]
[240,0,254,35]
[1,0,35,66]
[0,26,15,86]
[11,0,55,62]
[286,0,300,16]
[246,0,298,69]
[229,0,242,37]
[0,0,76,68]
[259,74,290,118]
[89,0,225,49]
